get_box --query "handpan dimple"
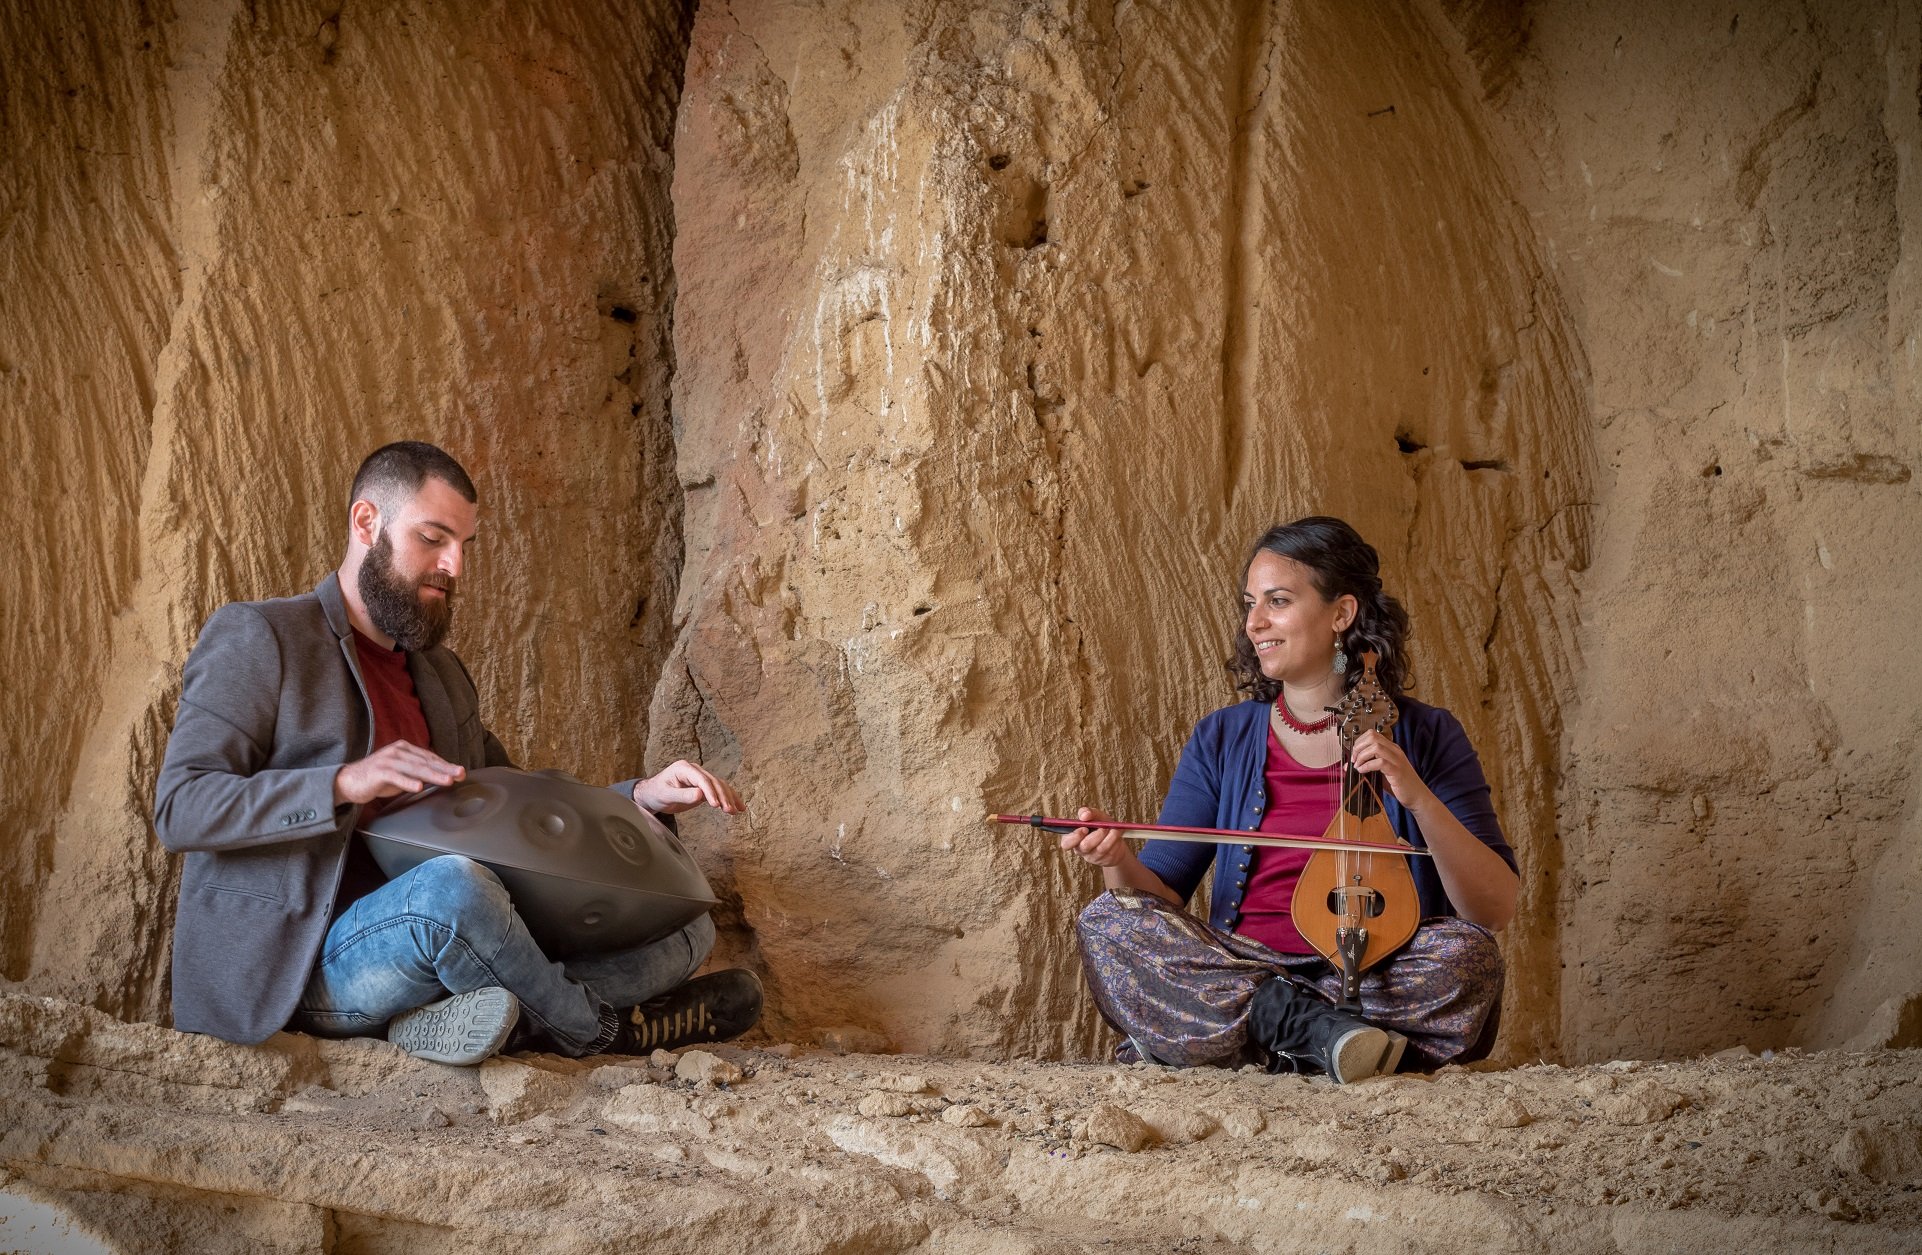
[576,898,615,934]
[520,801,581,851]
[431,781,506,831]
[603,816,653,869]
[358,767,718,957]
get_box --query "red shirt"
[333,629,434,917]
[1234,725,1341,954]
[351,628,432,764]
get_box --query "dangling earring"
[1332,630,1349,675]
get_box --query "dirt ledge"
[2,992,1918,1253]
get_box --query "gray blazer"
[155,572,610,1044]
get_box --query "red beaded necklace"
[1273,690,1334,735]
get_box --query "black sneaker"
[1249,976,1406,1083]
[613,969,763,1055]
[388,986,519,1065]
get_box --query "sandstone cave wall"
[0,0,691,1022]
[663,0,1587,1059]
[3,0,1915,1067]
[1441,0,1922,1059]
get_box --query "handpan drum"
[359,767,718,959]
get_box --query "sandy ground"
[2,991,1918,1253]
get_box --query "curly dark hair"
[1226,516,1413,701]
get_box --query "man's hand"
[632,760,743,816]
[333,741,465,806]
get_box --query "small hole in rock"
[988,153,1011,171]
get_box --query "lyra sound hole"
[1327,887,1386,918]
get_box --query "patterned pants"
[1076,888,1505,1071]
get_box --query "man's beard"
[359,529,455,652]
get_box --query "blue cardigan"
[1138,697,1516,934]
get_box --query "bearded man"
[154,441,761,1064]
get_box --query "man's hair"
[348,441,477,519]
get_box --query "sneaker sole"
[1328,1025,1405,1084]
[389,987,519,1066]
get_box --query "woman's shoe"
[1249,976,1406,1083]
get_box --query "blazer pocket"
[206,846,289,904]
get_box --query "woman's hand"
[1060,806,1131,868]
[1348,730,1432,807]
[1352,729,1518,930]
[633,760,744,816]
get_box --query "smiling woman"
[1057,517,1520,1082]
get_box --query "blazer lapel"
[315,571,377,756]
[407,651,462,760]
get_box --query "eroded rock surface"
[2,0,1916,1104]
[4,992,1920,1252]
[1438,0,1922,1060]
[663,0,1587,1059]
[1,0,690,1026]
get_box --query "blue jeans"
[290,854,714,1055]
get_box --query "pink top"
[1235,725,1341,954]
